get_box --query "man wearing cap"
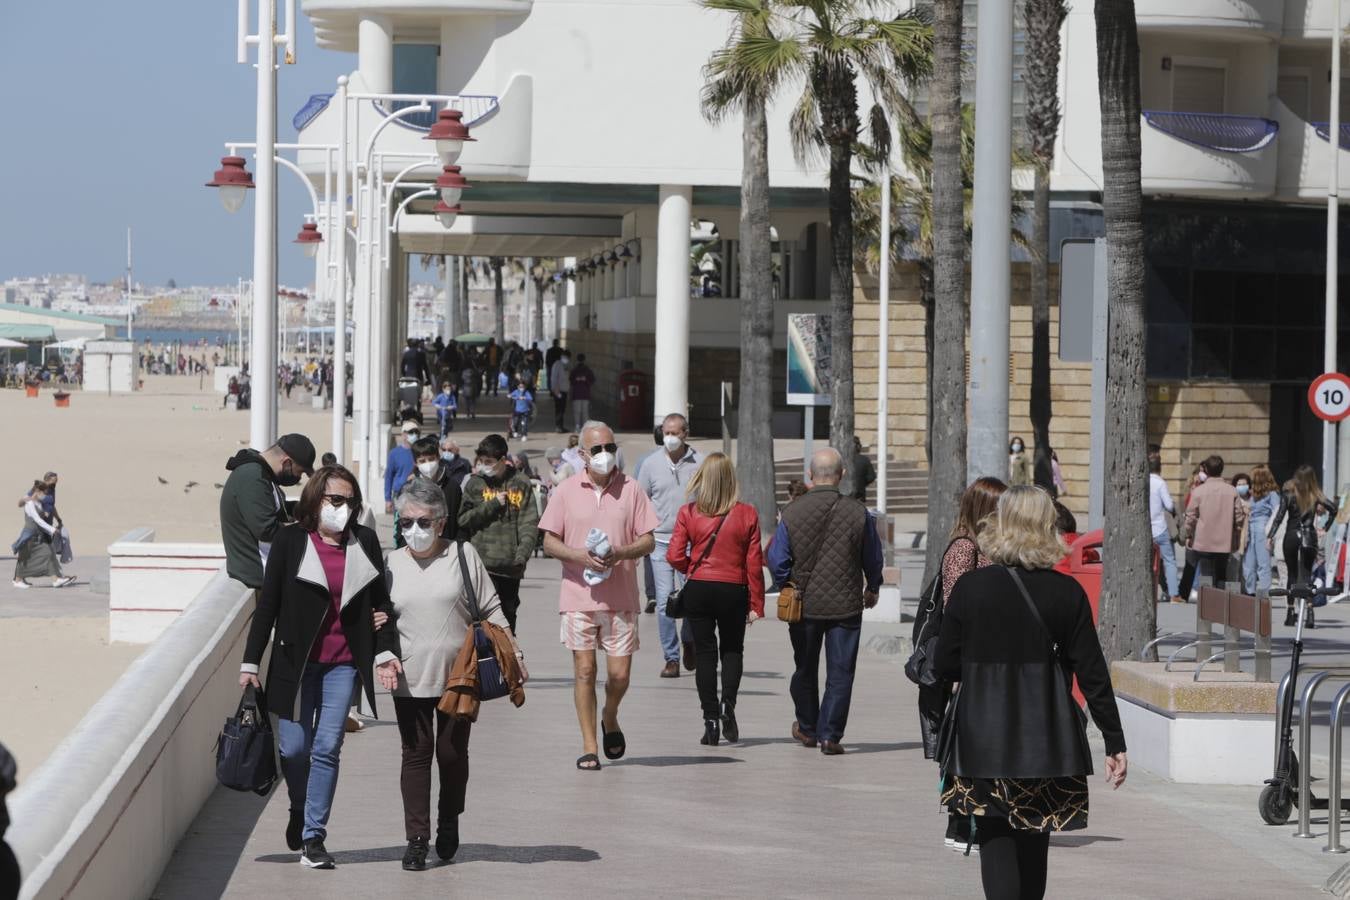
[385,421,421,514]
[219,434,315,589]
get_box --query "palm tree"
[924,0,967,578]
[489,256,505,342]
[1094,0,1153,661]
[701,0,788,536]
[771,0,932,494]
[1025,0,1069,496]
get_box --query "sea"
[113,327,238,346]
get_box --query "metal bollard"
[1326,683,1350,853]
[1296,672,1335,838]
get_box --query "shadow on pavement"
[256,843,601,865]
[1050,834,1123,848]
[839,741,922,755]
[613,755,743,767]
[156,785,271,896]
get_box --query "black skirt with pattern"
[941,774,1089,832]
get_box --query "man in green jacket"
[219,434,315,588]
[458,433,539,632]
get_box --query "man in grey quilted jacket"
[766,448,884,755]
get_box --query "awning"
[46,337,88,350]
[0,338,26,349]
[0,324,56,341]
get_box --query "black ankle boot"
[1286,606,1297,627]
[700,718,720,746]
[1308,607,1317,629]
[721,701,739,743]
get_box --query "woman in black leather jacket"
[1268,465,1337,627]
[935,486,1127,900]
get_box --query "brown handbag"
[775,497,841,624]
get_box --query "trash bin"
[616,369,649,431]
[1056,529,1102,707]
[398,377,420,409]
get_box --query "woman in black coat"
[240,465,402,870]
[935,486,1127,900]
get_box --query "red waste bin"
[616,369,649,430]
[1056,530,1103,708]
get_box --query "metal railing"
[372,95,500,132]
[1295,670,1350,839]
[1313,121,1350,152]
[1143,110,1280,153]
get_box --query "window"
[1172,63,1226,114]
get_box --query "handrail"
[1193,641,1257,681]
[1142,109,1279,153]
[1312,121,1350,152]
[1295,671,1350,838]
[1326,682,1350,853]
[1141,631,1192,660]
[1165,639,1205,671]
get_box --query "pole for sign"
[1326,0,1343,492]
[803,408,813,482]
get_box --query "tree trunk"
[1095,0,1154,661]
[825,100,857,496]
[1030,168,1055,494]
[738,95,778,537]
[924,0,969,581]
[492,258,505,343]
[533,271,546,348]
[921,261,935,466]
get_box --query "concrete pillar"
[967,0,1013,482]
[358,16,394,93]
[653,185,692,425]
[443,255,457,340]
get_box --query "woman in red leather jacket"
[668,452,765,747]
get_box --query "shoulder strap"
[688,506,729,577]
[456,541,483,624]
[795,496,843,596]
[1004,566,1057,654]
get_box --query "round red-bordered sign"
[1309,373,1350,422]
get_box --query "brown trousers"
[393,696,472,840]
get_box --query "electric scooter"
[1259,582,1314,825]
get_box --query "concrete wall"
[108,530,227,643]
[9,573,256,900]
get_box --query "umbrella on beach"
[0,338,24,349]
[454,332,492,345]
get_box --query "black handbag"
[458,541,510,702]
[215,685,277,796]
[935,685,961,772]
[905,537,976,686]
[664,509,727,619]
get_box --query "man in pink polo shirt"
[540,420,658,771]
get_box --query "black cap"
[276,434,316,475]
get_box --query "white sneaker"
[54,576,76,588]
[943,837,957,850]
[12,579,30,589]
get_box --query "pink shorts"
[560,610,640,656]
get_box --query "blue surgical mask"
[1236,484,1249,498]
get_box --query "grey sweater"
[386,541,509,698]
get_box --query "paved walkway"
[155,558,1343,899]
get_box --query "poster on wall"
[786,313,831,407]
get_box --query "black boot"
[700,718,720,746]
[721,701,739,743]
[436,817,460,861]
[1308,607,1317,630]
[402,837,429,871]
[1285,605,1297,627]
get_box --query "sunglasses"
[323,494,355,508]
[397,516,441,530]
[587,443,619,455]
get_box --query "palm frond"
[789,80,825,166]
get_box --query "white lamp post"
[1326,0,1344,492]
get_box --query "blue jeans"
[1244,536,1272,595]
[1154,531,1179,598]
[277,663,359,842]
[652,544,692,663]
[788,614,863,744]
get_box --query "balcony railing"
[291,93,501,133]
[1313,122,1350,152]
[1142,110,1279,153]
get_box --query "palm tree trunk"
[492,258,505,343]
[827,129,857,496]
[738,94,777,537]
[921,260,935,466]
[1030,168,1054,494]
[1095,0,1154,661]
[924,0,969,580]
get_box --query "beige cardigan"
[1184,479,1248,554]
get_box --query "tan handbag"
[776,583,803,623]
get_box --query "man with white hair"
[766,447,883,755]
[540,421,658,771]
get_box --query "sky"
[0,1,366,289]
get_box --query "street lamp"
[434,200,462,229]
[294,221,323,258]
[206,156,255,213]
[424,109,476,165]
[435,164,471,207]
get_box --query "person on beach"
[667,452,764,746]
[239,465,402,871]
[219,434,315,590]
[935,486,1127,899]
[457,435,540,633]
[539,421,658,771]
[766,448,883,755]
[11,480,75,589]
[386,477,525,870]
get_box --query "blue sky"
[0,2,359,288]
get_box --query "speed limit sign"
[1309,373,1350,422]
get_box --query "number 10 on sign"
[1310,373,1350,422]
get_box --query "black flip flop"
[576,753,601,771]
[602,721,626,760]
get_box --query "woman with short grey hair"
[386,476,526,871]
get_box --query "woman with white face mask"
[386,477,525,871]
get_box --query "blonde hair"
[688,452,738,516]
[979,485,1066,570]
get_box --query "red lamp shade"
[294,222,324,258]
[435,164,472,207]
[206,156,254,213]
[423,109,476,165]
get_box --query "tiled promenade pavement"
[157,557,1339,899]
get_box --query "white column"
[1325,0,1343,491]
[250,0,279,450]
[653,185,692,425]
[358,15,394,93]
[443,255,457,340]
[353,180,371,484]
[332,77,349,463]
[967,0,1013,482]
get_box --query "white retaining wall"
[108,529,226,643]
